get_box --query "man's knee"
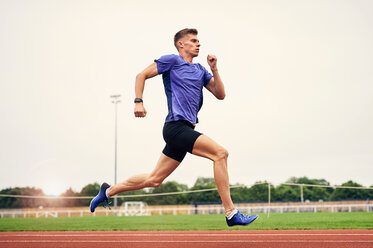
[215,147,229,162]
[146,176,163,188]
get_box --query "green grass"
[0,212,372,231]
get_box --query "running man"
[90,28,258,226]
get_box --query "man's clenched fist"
[207,54,217,71]
[134,103,147,118]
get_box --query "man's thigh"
[149,153,181,180]
[191,135,225,161]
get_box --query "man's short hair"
[174,28,198,50]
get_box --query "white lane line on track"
[4,233,373,237]
[0,240,373,243]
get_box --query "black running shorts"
[162,120,202,162]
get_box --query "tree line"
[0,177,372,208]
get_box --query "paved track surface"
[1,230,372,248]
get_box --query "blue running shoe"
[226,210,259,226]
[90,183,111,213]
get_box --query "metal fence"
[0,203,372,218]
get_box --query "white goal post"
[119,201,150,216]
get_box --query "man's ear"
[177,40,183,49]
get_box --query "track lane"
[1,230,372,248]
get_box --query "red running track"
[1,230,373,248]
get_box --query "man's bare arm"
[205,55,226,100]
[134,62,158,118]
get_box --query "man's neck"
[179,52,193,64]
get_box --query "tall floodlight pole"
[111,94,121,215]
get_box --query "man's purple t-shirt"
[155,54,213,124]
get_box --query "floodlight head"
[110,94,121,99]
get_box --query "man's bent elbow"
[136,73,145,81]
[217,93,226,100]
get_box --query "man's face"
[179,34,200,57]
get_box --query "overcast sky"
[1,0,372,195]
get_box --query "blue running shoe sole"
[89,182,110,213]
